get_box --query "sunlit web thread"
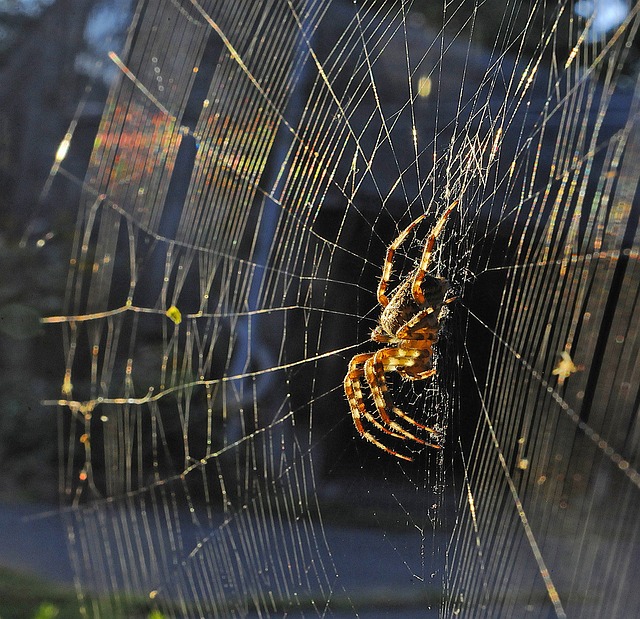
[352,5,418,212]
[468,124,633,257]
[50,157,377,281]
[462,337,567,618]
[51,0,456,422]
[41,302,361,331]
[466,305,640,491]
[64,34,391,278]
[457,443,491,607]
[101,0,430,300]
[41,342,358,409]
[37,381,342,520]
[473,246,638,277]
[87,8,376,330]
[189,0,392,200]
[108,51,175,119]
[54,186,367,373]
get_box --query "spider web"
[32,0,640,616]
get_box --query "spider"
[344,202,457,461]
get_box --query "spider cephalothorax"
[344,202,456,460]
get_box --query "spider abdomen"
[379,273,449,337]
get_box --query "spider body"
[344,203,456,460]
[377,272,448,339]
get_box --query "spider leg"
[395,306,440,339]
[412,201,457,304]
[365,349,441,448]
[344,367,413,461]
[377,214,427,307]
[395,339,439,385]
[397,362,437,381]
[392,404,438,437]
[344,353,407,443]
[408,368,437,380]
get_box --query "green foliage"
[32,603,59,619]
[0,567,79,619]
[0,567,173,619]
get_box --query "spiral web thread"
[40,0,640,616]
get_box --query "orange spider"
[344,202,457,460]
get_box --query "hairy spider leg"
[373,330,440,420]
[345,354,397,429]
[412,200,458,304]
[395,338,437,381]
[377,213,427,307]
[365,348,441,448]
[395,306,439,339]
[364,353,427,445]
[344,354,413,460]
